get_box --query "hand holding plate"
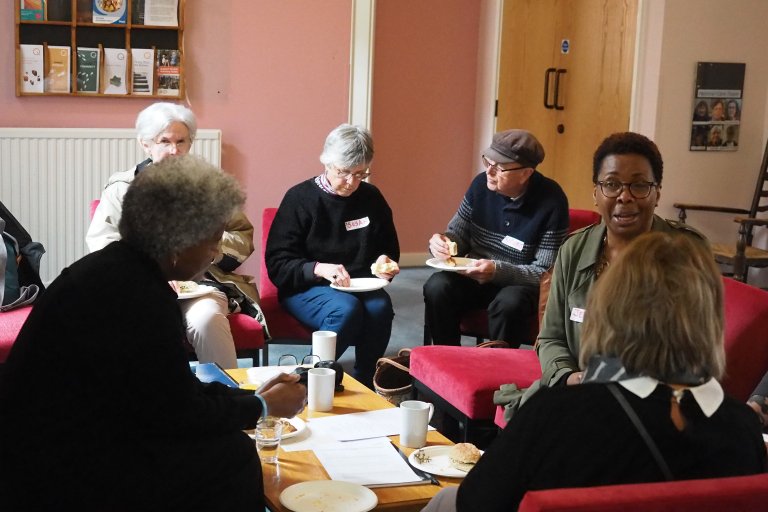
[315,262,350,287]
[459,258,496,284]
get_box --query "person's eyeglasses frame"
[333,166,371,182]
[596,180,658,199]
[481,155,529,175]
[152,137,191,151]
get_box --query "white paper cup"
[308,367,336,412]
[400,400,435,448]
[312,330,337,362]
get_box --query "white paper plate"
[425,257,478,271]
[330,277,389,293]
[279,480,378,512]
[177,284,217,300]
[408,445,483,478]
[247,417,306,441]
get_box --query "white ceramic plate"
[279,480,378,512]
[330,277,389,293]
[408,445,483,478]
[247,417,306,441]
[426,257,478,271]
[177,284,217,300]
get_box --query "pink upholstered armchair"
[258,208,313,361]
[517,473,768,512]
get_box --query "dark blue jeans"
[281,286,394,388]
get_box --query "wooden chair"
[674,137,768,283]
[259,208,314,363]
[423,208,601,345]
[88,200,267,365]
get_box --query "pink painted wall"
[0,1,352,278]
[1,0,483,278]
[372,1,481,256]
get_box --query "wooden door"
[497,0,638,210]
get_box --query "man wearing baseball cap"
[424,129,569,347]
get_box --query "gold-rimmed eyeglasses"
[596,180,658,199]
[481,155,527,174]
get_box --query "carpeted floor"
[262,266,480,370]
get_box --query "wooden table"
[228,368,460,511]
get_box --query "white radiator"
[0,127,222,285]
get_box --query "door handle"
[554,69,567,110]
[543,68,556,109]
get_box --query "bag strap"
[375,356,410,374]
[477,340,510,349]
[397,347,412,357]
[607,383,674,481]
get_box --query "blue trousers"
[281,286,394,388]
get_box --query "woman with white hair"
[86,102,262,369]
[265,124,400,388]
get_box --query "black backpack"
[1,200,45,311]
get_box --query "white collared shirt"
[618,377,724,418]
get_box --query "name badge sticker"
[570,307,585,323]
[345,216,370,231]
[502,235,525,251]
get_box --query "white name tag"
[502,235,525,251]
[345,216,370,231]
[570,307,585,323]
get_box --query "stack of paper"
[314,438,429,488]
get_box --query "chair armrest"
[733,216,768,228]
[673,203,750,224]
[673,203,749,215]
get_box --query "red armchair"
[258,208,313,363]
[491,275,768,429]
[517,473,768,512]
[0,306,33,364]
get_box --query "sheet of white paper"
[144,0,179,26]
[280,425,343,452]
[305,407,435,442]
[245,365,310,388]
[314,438,424,487]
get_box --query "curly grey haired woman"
[0,155,307,510]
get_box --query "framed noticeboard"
[690,62,745,152]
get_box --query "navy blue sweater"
[446,171,569,287]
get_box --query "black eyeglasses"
[596,180,658,199]
[481,155,527,174]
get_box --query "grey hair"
[319,124,374,168]
[119,155,245,261]
[135,102,198,144]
